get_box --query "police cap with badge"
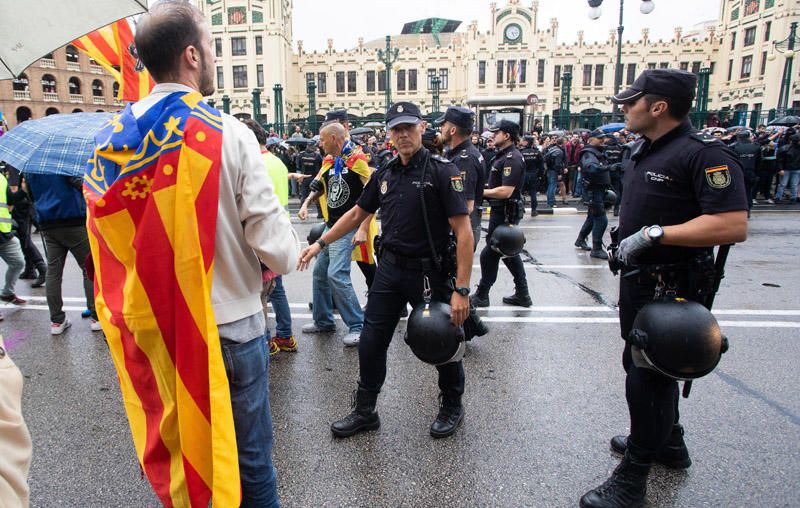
[434,106,475,130]
[488,119,521,140]
[325,109,348,123]
[610,68,697,105]
[385,102,423,129]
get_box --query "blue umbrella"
[0,112,113,176]
[598,122,626,133]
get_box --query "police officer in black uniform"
[520,136,544,217]
[297,141,323,217]
[575,130,611,259]
[730,130,761,215]
[472,120,531,308]
[603,133,626,216]
[580,69,749,508]
[436,106,485,251]
[297,102,475,439]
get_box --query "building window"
[409,69,417,91]
[626,63,637,85]
[554,65,561,86]
[741,55,753,79]
[228,7,246,24]
[68,77,81,95]
[305,72,314,87]
[564,64,573,77]
[710,62,716,74]
[583,64,592,86]
[691,62,701,74]
[217,66,224,88]
[731,32,737,50]
[397,69,406,91]
[764,21,771,41]
[744,27,756,47]
[231,37,247,56]
[255,36,263,55]
[659,62,669,69]
[647,62,657,70]
[478,61,486,85]
[497,60,504,84]
[336,71,345,93]
[427,68,437,90]
[66,45,79,63]
[367,70,375,92]
[680,62,689,71]
[537,59,545,84]
[520,59,527,83]
[760,51,768,75]
[347,71,357,93]
[317,72,327,94]
[215,38,223,57]
[506,60,517,84]
[727,59,734,81]
[594,64,604,86]
[378,70,386,92]
[232,65,247,88]
[439,68,449,90]
[256,64,264,87]
[12,74,28,91]
[41,75,57,93]
[91,79,104,97]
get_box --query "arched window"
[112,82,120,98]
[45,107,60,116]
[12,74,29,91]
[95,109,105,113]
[16,107,32,123]
[41,74,56,93]
[68,77,81,95]
[92,79,104,97]
[72,108,84,113]
[66,45,80,63]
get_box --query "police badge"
[450,176,464,192]
[380,180,388,194]
[705,165,731,189]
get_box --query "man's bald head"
[135,0,208,83]
[319,122,347,156]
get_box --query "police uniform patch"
[380,180,388,194]
[705,165,731,189]
[450,176,464,192]
[503,166,512,177]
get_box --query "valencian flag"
[73,19,154,102]
[318,141,378,264]
[84,91,240,507]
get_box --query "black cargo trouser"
[478,211,527,291]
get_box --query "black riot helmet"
[306,223,326,245]
[603,189,617,209]
[489,224,526,258]
[404,301,465,365]
[627,299,729,380]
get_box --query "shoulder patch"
[690,132,722,145]
[460,149,468,158]
[503,166,512,177]
[705,165,731,189]
[450,175,464,192]
[506,153,513,158]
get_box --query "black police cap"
[434,106,474,130]
[422,127,438,142]
[587,129,606,139]
[611,69,697,105]
[324,109,348,123]
[385,102,423,129]
[488,119,520,138]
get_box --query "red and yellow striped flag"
[73,19,154,102]
[84,91,239,507]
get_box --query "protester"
[0,335,32,507]
[0,172,26,310]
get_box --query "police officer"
[297,102,474,439]
[472,120,531,308]
[730,130,761,215]
[297,141,323,217]
[436,106,485,251]
[520,136,544,217]
[580,69,748,508]
[603,133,626,216]
[574,130,610,259]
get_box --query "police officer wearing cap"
[297,101,475,439]
[603,133,627,216]
[575,129,611,259]
[520,136,544,217]
[325,109,350,130]
[472,120,531,308]
[730,130,761,215]
[297,141,323,217]
[436,106,485,251]
[580,69,749,508]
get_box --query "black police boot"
[579,450,650,508]
[590,240,609,260]
[31,263,47,288]
[610,424,692,469]
[502,281,532,307]
[613,206,620,217]
[19,268,36,280]
[471,284,490,308]
[331,389,380,438]
[574,237,591,251]
[430,394,464,438]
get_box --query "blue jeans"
[268,276,292,338]
[221,336,280,508]
[546,170,558,207]
[312,228,364,332]
[573,171,584,198]
[776,169,800,201]
[0,236,25,297]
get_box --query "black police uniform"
[356,145,468,406]
[603,138,626,214]
[298,145,323,217]
[445,139,485,252]
[616,119,748,460]
[731,137,761,211]
[576,140,610,256]
[476,141,530,303]
[520,144,544,215]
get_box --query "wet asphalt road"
[1,204,799,507]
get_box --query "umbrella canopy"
[546,130,566,136]
[0,112,113,176]
[349,127,374,136]
[0,0,148,80]
[768,115,800,127]
[285,137,314,146]
[364,121,384,128]
[573,128,591,134]
[598,123,626,133]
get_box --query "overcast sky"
[293,0,721,52]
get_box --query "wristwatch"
[315,238,327,249]
[646,225,664,244]
[455,286,470,296]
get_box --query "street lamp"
[306,78,317,133]
[769,21,798,114]
[587,0,655,116]
[431,75,441,117]
[376,35,399,112]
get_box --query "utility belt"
[380,247,442,273]
[487,197,525,225]
[617,249,718,307]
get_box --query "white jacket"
[0,335,32,508]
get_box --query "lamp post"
[273,84,284,136]
[431,75,441,117]
[251,88,262,123]
[769,21,798,114]
[559,72,573,129]
[377,35,399,112]
[587,0,655,117]
[221,95,230,115]
[307,78,317,134]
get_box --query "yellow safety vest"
[0,174,12,233]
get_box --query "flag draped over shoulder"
[73,19,154,102]
[84,91,240,507]
[318,144,378,264]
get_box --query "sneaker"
[301,323,335,334]
[767,198,775,204]
[752,199,757,205]
[90,319,103,332]
[342,331,361,347]
[0,294,26,305]
[268,339,280,357]
[51,319,72,335]
[273,335,297,352]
